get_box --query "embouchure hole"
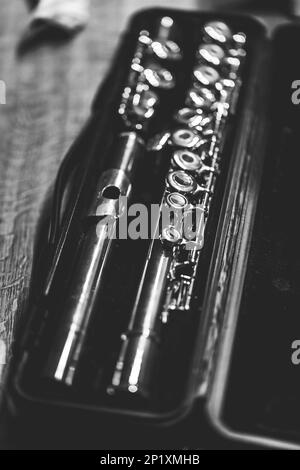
[102,185,121,200]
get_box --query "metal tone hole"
[168,170,196,193]
[172,129,200,149]
[204,21,232,44]
[180,131,192,140]
[173,149,202,171]
[162,226,181,244]
[193,65,220,86]
[166,192,188,209]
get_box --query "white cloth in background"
[31,0,90,32]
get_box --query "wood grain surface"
[0,0,285,394]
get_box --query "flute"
[109,21,247,399]
[43,16,182,386]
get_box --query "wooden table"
[0,0,286,394]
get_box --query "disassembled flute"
[43,17,182,386]
[109,21,246,399]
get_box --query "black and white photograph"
[0,0,300,452]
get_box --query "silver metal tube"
[109,238,172,398]
[43,132,144,385]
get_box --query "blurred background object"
[30,0,90,33]
[19,0,90,53]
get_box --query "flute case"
[1,8,299,450]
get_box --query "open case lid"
[204,23,300,449]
